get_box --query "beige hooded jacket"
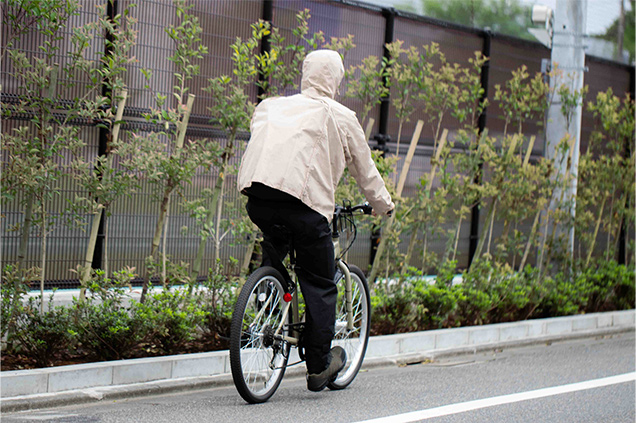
[237,49,394,221]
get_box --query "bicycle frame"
[272,237,354,345]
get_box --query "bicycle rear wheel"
[328,264,370,390]
[230,267,290,403]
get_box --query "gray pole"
[617,0,625,61]
[545,0,587,259]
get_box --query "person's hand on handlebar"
[372,207,393,217]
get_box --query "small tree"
[418,44,460,151]
[397,47,487,275]
[1,0,104,310]
[344,54,389,130]
[0,0,61,62]
[385,40,436,158]
[116,0,210,302]
[577,89,635,266]
[67,1,139,298]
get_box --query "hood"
[301,50,344,99]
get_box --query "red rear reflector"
[283,293,292,302]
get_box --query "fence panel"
[1,0,633,286]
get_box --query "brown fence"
[1,0,633,287]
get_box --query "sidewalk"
[2,309,634,413]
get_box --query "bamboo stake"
[519,198,546,271]
[474,134,519,260]
[486,201,497,256]
[159,95,193,286]
[605,184,616,262]
[523,136,536,168]
[176,94,195,149]
[103,216,109,277]
[40,204,47,314]
[161,198,170,286]
[395,122,404,159]
[401,227,419,275]
[586,196,606,267]
[421,232,428,270]
[424,129,448,194]
[364,118,375,142]
[544,136,577,268]
[80,90,128,300]
[399,129,449,274]
[451,215,463,262]
[368,121,424,282]
[17,199,34,268]
[213,177,226,272]
[39,64,58,313]
[141,94,195,303]
[192,146,231,280]
[516,136,541,270]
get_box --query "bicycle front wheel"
[230,267,290,403]
[328,264,371,390]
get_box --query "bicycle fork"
[337,260,355,331]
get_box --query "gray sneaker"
[306,346,347,392]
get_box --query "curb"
[2,310,634,413]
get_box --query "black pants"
[246,195,336,374]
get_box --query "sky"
[363,0,628,36]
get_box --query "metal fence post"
[377,7,395,137]
[258,0,273,101]
[618,65,635,265]
[468,28,491,268]
[369,7,396,269]
[92,0,119,271]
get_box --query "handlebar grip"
[362,202,373,215]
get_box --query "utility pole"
[545,0,587,259]
[616,0,625,61]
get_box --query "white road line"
[353,372,636,423]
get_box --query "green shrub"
[71,266,147,361]
[74,299,148,361]
[371,280,419,334]
[490,266,547,321]
[136,288,207,355]
[539,271,588,317]
[459,261,547,324]
[78,266,136,305]
[414,281,464,329]
[13,296,77,367]
[197,270,238,349]
[577,259,635,312]
[371,259,635,335]
[1,265,36,344]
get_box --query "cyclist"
[237,49,394,392]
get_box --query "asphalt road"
[4,332,635,423]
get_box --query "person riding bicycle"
[238,49,394,392]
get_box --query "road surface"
[4,331,634,423]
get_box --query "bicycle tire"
[328,264,371,390]
[230,266,291,403]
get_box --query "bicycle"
[229,201,373,404]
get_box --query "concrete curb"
[2,310,634,413]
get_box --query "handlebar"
[332,202,372,249]
[333,202,373,220]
